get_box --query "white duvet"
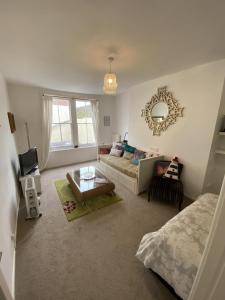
[136,193,218,300]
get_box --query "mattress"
[136,193,218,300]
[99,154,138,178]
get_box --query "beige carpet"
[15,161,191,300]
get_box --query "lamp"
[103,57,118,94]
[123,131,128,144]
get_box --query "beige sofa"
[98,153,163,195]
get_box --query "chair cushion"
[154,160,183,179]
[156,161,170,176]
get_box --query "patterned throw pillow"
[156,165,169,176]
[115,144,123,150]
[134,149,146,160]
[99,147,111,155]
[112,142,122,149]
[123,151,134,160]
[164,157,179,180]
[131,149,146,165]
[131,159,139,166]
[112,142,124,156]
[109,148,123,157]
[124,144,136,153]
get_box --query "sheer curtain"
[91,100,99,158]
[40,95,53,170]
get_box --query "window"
[50,98,96,149]
[75,101,95,145]
[51,98,73,148]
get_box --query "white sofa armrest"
[137,155,164,194]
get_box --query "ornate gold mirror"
[151,102,169,123]
[141,86,184,136]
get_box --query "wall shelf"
[215,149,225,155]
[219,132,225,136]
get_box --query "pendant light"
[103,57,118,94]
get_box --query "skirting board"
[12,251,16,299]
[12,198,20,299]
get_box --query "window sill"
[50,145,97,152]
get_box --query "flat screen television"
[19,147,39,176]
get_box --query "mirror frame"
[141,86,184,136]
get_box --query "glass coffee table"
[66,166,115,205]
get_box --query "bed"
[99,153,163,194]
[136,193,218,300]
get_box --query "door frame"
[189,175,225,300]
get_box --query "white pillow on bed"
[109,148,122,157]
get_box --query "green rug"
[55,179,123,222]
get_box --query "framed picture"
[7,112,16,133]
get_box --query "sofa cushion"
[131,149,146,165]
[109,148,123,157]
[112,142,122,149]
[131,158,139,166]
[99,147,111,154]
[124,144,136,153]
[99,154,138,178]
[115,144,123,151]
[134,149,146,159]
[123,151,134,160]
[112,142,124,156]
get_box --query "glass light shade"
[103,72,118,94]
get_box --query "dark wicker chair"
[148,160,184,211]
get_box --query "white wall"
[7,83,116,169]
[115,60,225,199]
[7,84,42,160]
[0,72,20,297]
[46,146,97,169]
[115,92,129,138]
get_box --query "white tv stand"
[19,167,42,196]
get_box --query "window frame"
[74,100,96,147]
[51,98,74,150]
[50,97,97,150]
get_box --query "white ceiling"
[0,0,225,95]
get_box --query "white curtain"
[40,95,53,170]
[91,100,99,158]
